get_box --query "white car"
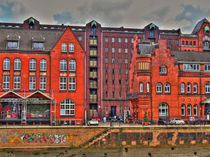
[88,119,99,126]
[170,118,185,125]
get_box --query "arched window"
[40,59,47,71]
[204,26,209,33]
[156,83,162,93]
[159,65,167,75]
[3,58,10,70]
[194,104,197,116]
[187,83,191,93]
[60,59,67,71]
[164,83,170,93]
[69,43,74,53]
[205,82,210,93]
[62,43,67,52]
[60,99,75,116]
[69,59,76,71]
[187,104,191,116]
[139,82,143,93]
[181,83,185,94]
[181,104,185,116]
[29,59,36,71]
[159,103,168,116]
[14,58,21,70]
[193,83,198,93]
[146,82,150,93]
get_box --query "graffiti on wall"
[9,133,73,144]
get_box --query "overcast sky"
[0,0,210,33]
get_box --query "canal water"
[0,146,209,157]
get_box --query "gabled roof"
[192,18,209,35]
[144,23,159,30]
[0,91,25,99]
[26,91,52,100]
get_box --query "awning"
[201,98,210,104]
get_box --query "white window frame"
[156,83,162,93]
[112,48,115,53]
[125,48,128,53]
[118,37,121,43]
[187,104,191,116]
[14,58,21,71]
[69,43,74,53]
[205,82,210,93]
[193,83,197,94]
[159,66,167,74]
[194,104,197,116]
[60,77,67,91]
[139,82,143,93]
[125,38,128,43]
[183,64,200,71]
[125,59,128,64]
[205,64,210,71]
[60,99,75,116]
[3,76,10,90]
[181,83,185,94]
[60,59,67,71]
[147,82,150,93]
[69,59,76,71]
[40,77,47,90]
[7,41,19,49]
[112,37,115,42]
[118,48,121,53]
[29,77,36,90]
[14,76,21,90]
[62,43,67,52]
[32,42,44,50]
[40,59,47,71]
[159,103,168,116]
[181,104,185,116]
[3,58,10,70]
[29,59,36,71]
[69,77,76,91]
[164,83,170,93]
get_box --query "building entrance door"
[111,106,116,117]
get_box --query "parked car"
[158,120,169,125]
[170,118,185,125]
[92,116,100,121]
[87,119,99,126]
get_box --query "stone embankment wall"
[1,126,210,148]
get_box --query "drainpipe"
[84,55,87,124]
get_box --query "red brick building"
[129,19,210,122]
[1,17,209,124]
[0,18,85,125]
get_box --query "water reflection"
[0,147,210,157]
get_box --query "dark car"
[158,120,169,125]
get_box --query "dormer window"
[29,17,35,30]
[32,36,45,50]
[32,42,44,50]
[7,41,18,48]
[204,26,209,34]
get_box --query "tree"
[143,111,148,121]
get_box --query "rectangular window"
[118,58,121,64]
[183,64,200,71]
[112,80,115,85]
[105,48,108,53]
[112,37,115,42]
[193,41,196,46]
[118,38,121,43]
[29,77,36,90]
[33,42,44,50]
[105,91,108,98]
[119,80,121,85]
[125,48,128,53]
[105,37,108,42]
[205,64,210,71]
[139,83,143,93]
[105,58,108,63]
[125,38,128,43]
[112,48,115,53]
[105,68,108,74]
[131,38,134,43]
[40,77,46,90]
[182,41,185,46]
[147,83,150,93]
[118,48,121,53]
[112,91,115,98]
[7,41,18,48]
[193,83,197,93]
[112,69,115,75]
[60,77,67,91]
[119,69,121,74]
[112,58,115,63]
[3,76,10,90]
[125,69,128,75]
[125,59,128,64]
[69,77,76,91]
[119,91,122,98]
[14,76,21,90]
